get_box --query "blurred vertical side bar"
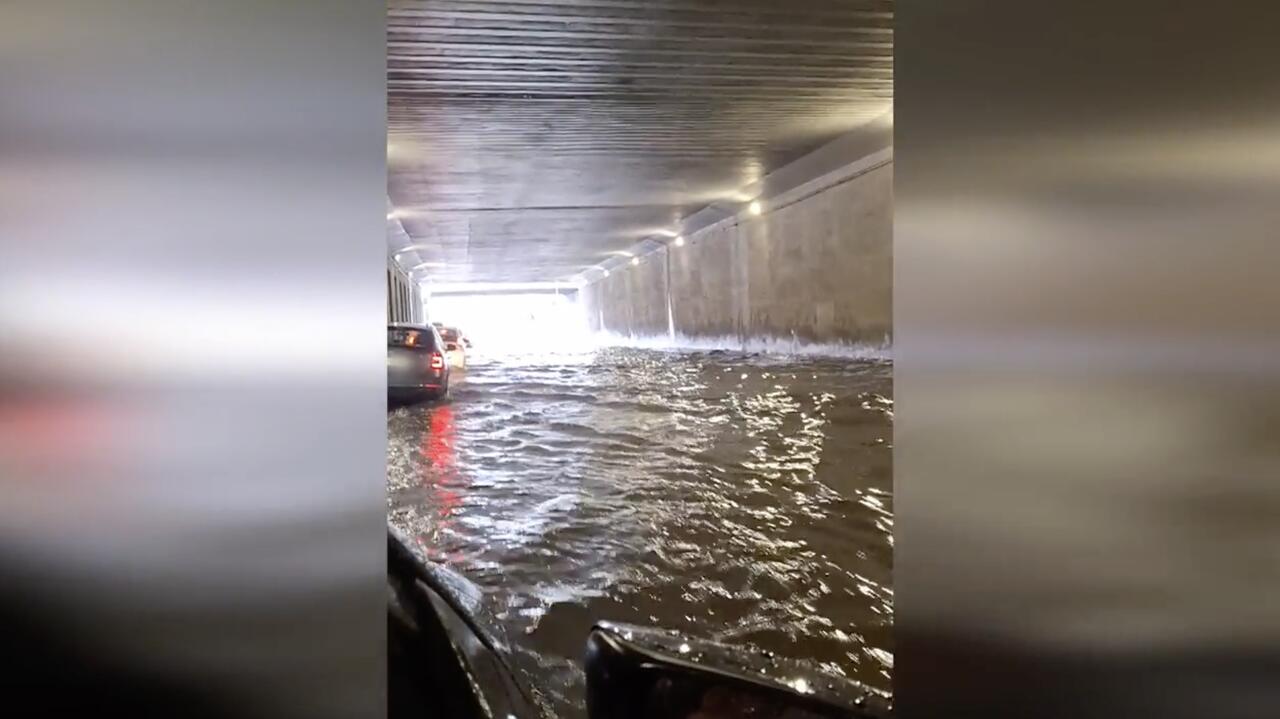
[896,2,1280,717]
[0,2,386,717]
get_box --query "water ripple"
[387,347,892,717]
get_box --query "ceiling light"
[673,235,685,247]
[602,269,610,277]
[748,201,763,216]
[631,257,640,266]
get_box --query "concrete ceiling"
[387,0,893,285]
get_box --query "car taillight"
[430,352,444,370]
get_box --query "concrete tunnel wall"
[582,153,892,347]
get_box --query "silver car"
[387,323,451,404]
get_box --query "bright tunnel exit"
[425,290,593,359]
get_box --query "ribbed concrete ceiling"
[388,0,893,284]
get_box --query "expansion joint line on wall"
[765,151,893,217]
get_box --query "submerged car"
[437,326,469,369]
[388,323,451,404]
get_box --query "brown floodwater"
[388,346,892,717]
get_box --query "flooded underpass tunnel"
[386,2,893,716]
[388,346,892,716]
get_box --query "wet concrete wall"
[592,244,671,337]
[668,220,745,338]
[627,252,670,336]
[584,153,892,346]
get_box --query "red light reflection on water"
[423,403,457,474]
[416,403,464,564]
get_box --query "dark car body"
[387,527,890,719]
[388,323,450,404]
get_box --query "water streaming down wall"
[581,150,892,350]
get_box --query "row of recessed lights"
[597,200,763,278]
[386,214,448,278]
[388,200,766,283]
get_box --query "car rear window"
[440,328,459,342]
[388,327,436,350]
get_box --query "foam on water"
[589,330,893,362]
